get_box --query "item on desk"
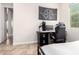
[46,25,53,31]
[39,21,46,31]
[42,21,46,31]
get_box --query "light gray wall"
[0,4,4,43]
[0,4,3,42]
[0,3,13,43]
[13,3,60,45]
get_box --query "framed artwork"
[70,3,79,27]
[39,6,57,20]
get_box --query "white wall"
[60,3,79,42]
[13,3,60,45]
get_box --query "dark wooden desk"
[37,31,55,46]
[37,30,55,55]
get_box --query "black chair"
[54,24,66,43]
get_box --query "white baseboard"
[13,41,37,45]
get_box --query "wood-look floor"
[0,43,37,55]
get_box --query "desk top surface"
[37,30,55,33]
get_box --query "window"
[70,3,79,27]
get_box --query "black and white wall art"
[39,6,57,20]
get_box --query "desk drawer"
[39,33,48,46]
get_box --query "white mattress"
[41,41,79,55]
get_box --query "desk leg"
[37,45,40,55]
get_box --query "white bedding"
[41,41,79,55]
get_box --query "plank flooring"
[0,43,37,55]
